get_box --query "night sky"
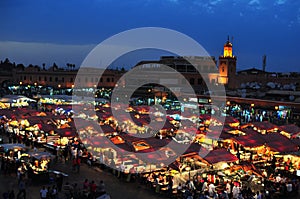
[0,0,299,72]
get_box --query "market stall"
[21,151,53,182]
[0,143,27,160]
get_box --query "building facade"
[0,61,124,89]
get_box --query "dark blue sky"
[0,0,299,72]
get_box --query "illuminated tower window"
[223,37,233,58]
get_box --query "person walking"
[17,177,26,199]
[50,185,58,199]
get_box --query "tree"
[4,58,10,64]
[52,63,58,71]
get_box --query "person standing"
[225,180,231,198]
[232,184,239,199]
[208,182,216,198]
[202,180,208,192]
[56,174,63,192]
[98,180,106,195]
[40,186,48,199]
[89,180,97,199]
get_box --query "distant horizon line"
[0,40,298,73]
[1,57,299,74]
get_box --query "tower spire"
[223,36,233,58]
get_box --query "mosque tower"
[218,36,237,89]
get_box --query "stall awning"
[100,124,116,134]
[0,143,26,151]
[55,128,77,137]
[251,121,278,131]
[28,151,53,160]
[233,129,265,148]
[203,148,238,164]
[279,124,300,138]
[262,133,298,153]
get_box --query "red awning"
[55,128,77,137]
[251,121,278,131]
[262,133,298,153]
[204,148,238,164]
[233,129,265,148]
[279,124,300,138]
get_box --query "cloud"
[274,0,286,5]
[167,0,179,3]
[209,0,222,6]
[248,0,260,6]
[0,41,95,68]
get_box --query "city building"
[1,38,299,101]
[0,60,124,89]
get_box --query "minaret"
[218,36,237,89]
[223,36,233,57]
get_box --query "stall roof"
[251,121,278,131]
[0,109,15,118]
[224,116,240,124]
[233,129,298,153]
[199,114,212,121]
[262,133,298,153]
[0,143,26,150]
[291,138,300,147]
[183,143,202,155]
[101,124,116,134]
[279,124,300,138]
[149,119,174,130]
[28,151,53,160]
[203,148,238,164]
[0,95,36,103]
[54,128,77,137]
[233,129,265,148]
[40,123,55,133]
